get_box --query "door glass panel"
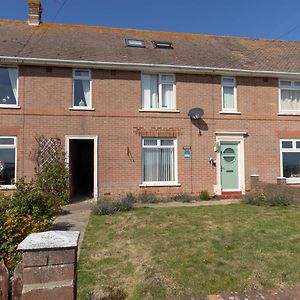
[223,148,235,154]
[224,156,235,163]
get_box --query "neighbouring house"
[1,0,300,199]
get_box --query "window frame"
[279,80,300,113]
[72,69,92,109]
[280,139,300,183]
[0,136,17,189]
[0,66,19,109]
[141,138,178,186]
[221,77,237,112]
[141,73,176,111]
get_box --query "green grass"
[78,204,300,299]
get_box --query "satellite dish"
[188,108,204,120]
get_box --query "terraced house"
[1,0,300,199]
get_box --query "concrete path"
[134,198,241,209]
[50,199,94,255]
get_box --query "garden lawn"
[78,204,300,299]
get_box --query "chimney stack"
[28,0,42,26]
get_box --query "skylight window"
[125,39,145,48]
[152,40,173,49]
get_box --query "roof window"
[152,40,173,49]
[125,39,145,48]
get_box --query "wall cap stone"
[18,231,80,250]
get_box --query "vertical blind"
[143,139,175,182]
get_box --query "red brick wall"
[0,66,298,197]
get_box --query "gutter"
[1,55,300,78]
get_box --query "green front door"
[220,142,239,190]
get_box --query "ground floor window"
[281,139,300,183]
[142,138,176,183]
[0,137,16,187]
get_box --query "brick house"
[1,0,300,199]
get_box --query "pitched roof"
[1,19,300,74]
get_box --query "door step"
[217,191,242,199]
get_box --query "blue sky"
[2,0,300,41]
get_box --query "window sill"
[278,112,300,116]
[69,107,95,111]
[139,109,180,113]
[219,111,241,115]
[0,185,16,190]
[0,105,21,109]
[139,182,181,187]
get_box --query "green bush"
[93,196,134,216]
[242,190,292,207]
[0,136,70,274]
[174,193,193,202]
[137,193,159,204]
[199,190,210,200]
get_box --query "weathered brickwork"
[0,65,297,196]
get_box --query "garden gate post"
[0,259,9,300]
[17,230,80,300]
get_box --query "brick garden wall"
[0,65,298,196]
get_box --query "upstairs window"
[279,80,300,112]
[73,70,91,108]
[221,77,236,112]
[141,74,176,110]
[0,67,18,107]
[0,137,16,187]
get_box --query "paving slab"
[49,199,94,255]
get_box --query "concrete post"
[18,230,80,300]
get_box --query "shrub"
[199,190,210,201]
[93,196,134,216]
[174,193,193,202]
[137,193,159,204]
[242,190,292,207]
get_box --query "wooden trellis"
[35,136,63,170]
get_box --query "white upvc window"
[0,67,18,108]
[0,137,16,188]
[280,139,300,183]
[221,77,237,112]
[73,69,92,108]
[279,80,300,113]
[141,74,176,110]
[142,138,177,184]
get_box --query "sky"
[2,0,300,41]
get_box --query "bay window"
[141,74,176,110]
[0,67,18,107]
[142,138,177,184]
[73,69,91,108]
[0,137,16,187]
